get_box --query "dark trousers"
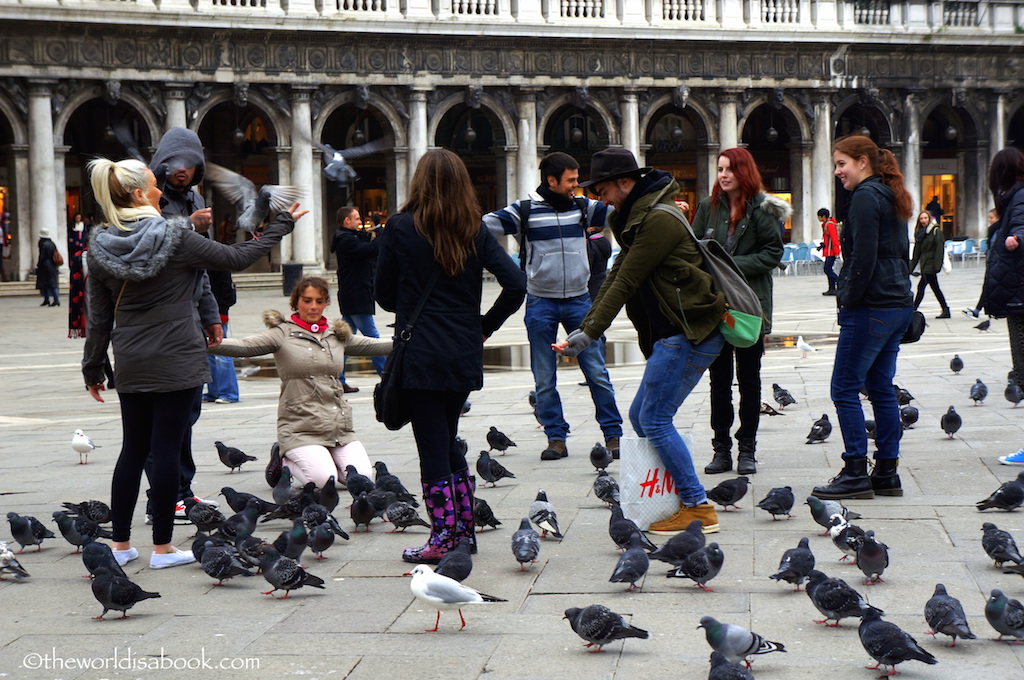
[1008,314,1024,386]
[145,385,201,512]
[708,336,765,444]
[113,388,196,545]
[823,256,838,290]
[406,388,471,482]
[914,273,948,311]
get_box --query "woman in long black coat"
[375,149,526,564]
[35,228,60,306]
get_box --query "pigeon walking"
[511,518,540,570]
[0,541,29,580]
[707,651,754,680]
[80,537,126,579]
[609,532,650,591]
[924,583,976,647]
[668,543,724,591]
[589,442,613,471]
[52,511,112,552]
[899,404,919,429]
[486,426,516,455]
[272,465,295,506]
[407,564,506,631]
[259,547,325,598]
[970,379,989,405]
[977,472,1024,512]
[950,354,964,374]
[343,465,375,502]
[272,519,309,562]
[476,450,515,487]
[71,429,99,465]
[772,383,796,409]
[699,615,786,668]
[855,530,889,585]
[473,497,501,531]
[220,487,277,516]
[90,567,160,619]
[61,500,112,524]
[183,497,227,533]
[435,537,473,583]
[350,492,376,532]
[214,440,258,473]
[805,570,882,626]
[564,604,648,652]
[529,489,563,539]
[593,470,620,507]
[649,520,704,567]
[858,607,937,675]
[760,402,784,417]
[985,588,1024,642]
[805,414,832,444]
[608,504,656,551]
[307,522,337,560]
[769,537,815,591]
[940,405,962,438]
[373,461,417,506]
[200,541,253,585]
[756,486,795,520]
[6,512,55,553]
[385,500,431,533]
[976,319,992,331]
[981,522,1024,566]
[220,498,262,540]
[828,514,866,562]
[806,496,861,535]
[316,476,341,513]
[1006,380,1024,407]
[707,476,749,511]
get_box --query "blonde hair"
[87,158,160,231]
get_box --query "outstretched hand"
[288,203,310,221]
[88,384,106,403]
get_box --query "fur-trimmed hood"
[755,193,793,222]
[262,310,353,341]
[87,215,191,281]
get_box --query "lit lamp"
[353,129,366,145]
[944,126,958,141]
[104,126,116,143]
[671,126,684,141]
[859,126,871,137]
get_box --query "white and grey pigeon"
[985,588,1024,643]
[511,517,540,570]
[563,604,648,653]
[203,162,304,233]
[828,513,866,562]
[970,378,989,405]
[699,615,786,668]
[0,541,29,580]
[805,414,832,444]
[593,470,620,507]
[407,564,506,632]
[529,489,563,539]
[71,428,99,465]
[317,137,390,191]
[805,496,861,535]
[924,583,976,647]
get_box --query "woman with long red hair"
[691,147,787,476]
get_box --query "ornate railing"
[943,0,978,25]
[854,0,890,24]
[560,0,604,18]
[336,0,386,9]
[762,0,800,22]
[663,0,706,21]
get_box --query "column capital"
[619,90,639,103]
[288,85,317,102]
[27,79,57,96]
[163,82,191,100]
[718,88,743,104]
[406,86,431,102]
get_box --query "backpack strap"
[514,199,532,271]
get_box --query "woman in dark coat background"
[909,210,950,318]
[35,228,60,306]
[375,149,526,564]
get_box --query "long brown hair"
[833,135,913,221]
[988,147,1024,215]
[401,149,480,277]
[711,148,763,227]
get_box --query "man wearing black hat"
[484,152,623,462]
[554,148,727,535]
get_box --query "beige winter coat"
[210,311,391,453]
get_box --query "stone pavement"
[2,266,1024,680]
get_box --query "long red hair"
[711,148,763,227]
[833,135,913,221]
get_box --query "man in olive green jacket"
[555,148,726,535]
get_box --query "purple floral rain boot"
[451,468,477,554]
[401,477,456,564]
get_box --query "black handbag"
[374,269,440,430]
[901,310,926,344]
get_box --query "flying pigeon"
[772,383,796,409]
[486,426,516,455]
[589,442,613,471]
[473,497,501,531]
[805,569,882,626]
[806,496,861,535]
[985,588,1024,642]
[435,537,473,583]
[855,529,889,585]
[407,564,506,632]
[899,404,919,429]
[317,138,389,192]
[649,520,704,567]
[940,405,962,438]
[707,651,754,680]
[805,414,832,444]
[699,615,786,668]
[71,429,99,465]
[90,567,160,619]
[200,540,253,585]
[0,541,29,580]
[203,163,305,233]
[981,522,1024,566]
[977,471,1024,512]
[609,532,650,591]
[769,537,815,591]
[6,512,55,553]
[593,470,620,507]
[61,500,111,525]
[668,543,724,591]
[970,379,989,405]
[563,604,648,653]
[343,465,375,502]
[756,486,795,520]
[924,583,976,647]
[1006,380,1024,407]
[529,489,563,539]
[476,451,515,487]
[608,504,656,551]
[950,354,964,374]
[259,546,325,598]
[828,513,866,562]
[796,335,816,358]
[976,319,992,331]
[511,517,540,570]
[385,500,431,533]
[858,607,937,675]
[707,476,749,511]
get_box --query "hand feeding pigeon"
[756,486,795,519]
[407,564,506,632]
[855,529,889,585]
[772,383,796,409]
[977,472,1024,511]
[796,335,816,358]
[529,489,563,539]
[858,607,937,675]
[563,604,648,653]
[940,405,962,438]
[970,378,989,405]
[924,583,976,647]
[707,476,749,511]
[435,537,473,583]
[668,543,724,591]
[486,426,516,455]
[707,651,754,680]
[699,615,786,668]
[473,497,502,531]
[899,405,919,429]
[343,465,375,502]
[985,588,1024,642]
[950,354,964,374]
[805,496,861,535]
[71,428,99,465]
[476,450,515,487]
[1006,380,1024,407]
[981,522,1024,566]
[804,569,882,627]
[769,537,815,591]
[593,470,620,506]
[385,500,431,533]
[609,532,650,591]
[649,520,704,567]
[6,512,55,553]
[511,517,540,570]
[259,546,325,598]
[0,541,29,580]
[203,162,304,233]
[805,414,832,444]
[60,500,111,524]
[589,442,613,471]
[90,567,160,619]
[608,504,656,551]
[828,513,866,562]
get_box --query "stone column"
[9,144,31,279]
[792,141,814,243]
[289,86,318,266]
[164,83,190,131]
[902,91,922,220]
[390,149,407,212]
[515,88,540,199]
[28,80,58,247]
[53,145,70,269]
[811,91,835,216]
[717,89,741,153]
[272,145,292,266]
[407,87,430,186]
[989,90,1007,162]
[619,88,640,160]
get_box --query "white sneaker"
[112,547,139,566]
[149,549,196,569]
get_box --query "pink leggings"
[283,442,372,489]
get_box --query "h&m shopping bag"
[619,435,690,530]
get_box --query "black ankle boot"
[704,439,732,474]
[871,458,903,497]
[812,457,874,500]
[737,438,757,475]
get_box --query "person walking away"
[818,208,841,295]
[910,211,950,318]
[36,228,60,306]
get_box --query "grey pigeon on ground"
[805,414,832,444]
[940,405,962,438]
[486,426,516,455]
[589,442,613,471]
[61,500,111,524]
[350,492,376,532]
[235,533,271,570]
[970,379,989,405]
[529,489,563,539]
[649,520,705,567]
[407,564,505,632]
[1007,380,1024,407]
[985,588,1024,642]
[856,529,889,585]
[772,383,796,409]
[476,450,515,487]
[977,472,1024,511]
[976,319,992,331]
[707,651,754,680]
[454,436,469,457]
[699,615,786,668]
[858,607,937,675]
[316,476,340,513]
[950,354,964,374]
[769,537,815,591]
[220,498,262,540]
[183,497,227,533]
[6,512,54,553]
[214,440,257,473]
[272,465,294,506]
[511,518,540,570]
[894,384,914,405]
[805,569,882,626]
[301,503,349,539]
[608,504,656,551]
[865,419,876,440]
[435,537,473,583]
[81,537,126,579]
[981,522,1024,566]
[203,162,304,232]
[90,567,160,619]
[473,497,501,531]
[760,402,784,417]
[307,522,336,560]
[899,404,919,429]
[385,500,431,533]
[828,514,866,562]
[191,531,231,562]
[0,541,29,580]
[200,540,253,585]
[609,532,650,591]
[272,519,309,562]
[756,486,795,519]
[343,465,375,502]
[262,482,318,522]
[563,604,648,653]
[372,461,418,506]
[924,583,976,647]
[707,476,749,511]
[220,487,277,516]
[593,470,620,506]
[668,543,724,591]
[805,496,861,535]
[260,547,325,598]
[365,488,395,521]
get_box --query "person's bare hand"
[190,208,213,233]
[1006,235,1020,252]
[88,384,106,403]
[288,203,310,221]
[206,323,224,348]
[551,341,569,355]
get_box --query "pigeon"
[856,529,889,585]
[236,533,271,570]
[865,419,876,440]
[61,500,111,525]
[262,482,318,522]
[1006,380,1024,407]
[6,512,55,552]
[220,487,277,516]
[191,531,231,562]
[435,537,473,583]
[183,497,227,533]
[272,465,294,506]
[365,488,396,521]
[668,543,724,591]
[950,354,964,374]
[707,476,749,511]
[985,588,1024,642]
[589,442,613,471]
[940,405,962,438]
[476,450,515,487]
[760,402,784,416]
[529,489,563,539]
[899,404,919,429]
[473,497,501,531]
[71,428,99,464]
[52,511,113,552]
[805,496,861,535]
[563,604,648,653]
[528,390,537,408]
[511,517,540,570]
[970,379,989,405]
[385,500,431,533]
[858,607,937,674]
[486,426,516,455]
[796,335,816,358]
[699,615,786,668]
[977,472,1024,512]
[90,567,161,619]
[372,461,418,506]
[316,476,341,513]
[200,540,253,585]
[924,583,976,647]
[805,570,883,626]
[894,384,915,406]
[219,498,262,541]
[608,504,656,551]
[214,440,258,473]
[756,486,795,519]
[307,521,337,560]
[407,564,506,631]
[273,519,309,562]
[260,547,325,598]
[609,532,650,591]
[343,465,375,502]
[975,319,992,331]
[203,162,304,233]
[593,470,620,506]
[805,414,832,444]
[707,651,754,680]
[828,513,866,562]
[300,503,349,539]
[981,522,1024,566]
[317,138,389,191]
[80,537,126,579]
[0,541,29,580]
[772,383,796,409]
[649,520,704,567]
[769,537,816,591]
[453,436,469,457]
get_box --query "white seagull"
[71,429,99,465]
[796,336,817,359]
[406,564,506,632]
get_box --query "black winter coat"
[984,187,1024,318]
[332,227,379,316]
[374,213,526,392]
[35,238,59,290]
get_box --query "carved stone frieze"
[103,79,121,106]
[425,88,448,120]
[672,86,690,111]
[310,85,340,121]
[4,78,28,120]
[465,85,483,110]
[571,86,589,111]
[637,89,659,123]
[489,87,517,124]
[591,88,620,121]
[257,84,291,118]
[126,81,167,121]
[378,86,409,120]
[186,82,213,122]
[233,82,249,108]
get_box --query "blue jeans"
[823,256,838,290]
[831,306,913,461]
[630,331,724,506]
[525,293,622,441]
[340,313,385,382]
[205,322,240,402]
[43,288,59,304]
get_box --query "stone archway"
[541,99,614,178]
[740,99,807,242]
[643,97,714,213]
[0,94,26,281]
[433,101,510,212]
[918,101,984,238]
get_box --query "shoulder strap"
[651,202,698,240]
[515,199,532,271]
[574,196,589,225]
[401,268,441,339]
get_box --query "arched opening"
[435,103,507,211]
[320,103,389,225]
[833,104,892,222]
[644,105,710,216]
[741,104,799,240]
[1007,104,1024,150]
[921,105,973,238]
[543,104,611,179]
[0,113,14,281]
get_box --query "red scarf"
[291,313,329,334]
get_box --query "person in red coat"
[817,208,841,295]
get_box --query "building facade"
[0,0,1022,279]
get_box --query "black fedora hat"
[579,148,652,188]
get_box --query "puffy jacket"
[691,192,788,334]
[984,187,1024,318]
[909,224,945,276]
[211,312,391,452]
[821,218,841,257]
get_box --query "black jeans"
[406,388,471,482]
[823,256,838,290]
[708,336,765,445]
[913,273,948,311]
[113,388,196,545]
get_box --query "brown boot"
[648,502,719,535]
[540,440,568,461]
[605,436,620,460]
